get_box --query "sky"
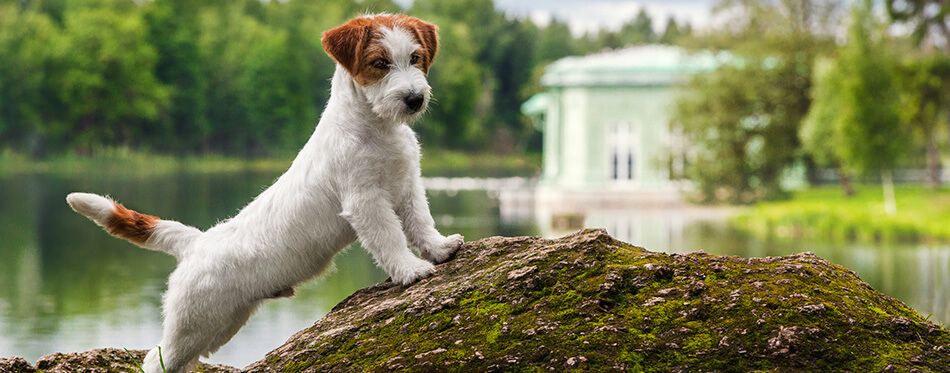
[493,0,715,35]
[394,0,716,35]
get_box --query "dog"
[66,14,462,373]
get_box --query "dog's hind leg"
[206,303,258,356]
[143,294,248,373]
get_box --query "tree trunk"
[926,136,941,188]
[838,168,855,197]
[882,169,897,215]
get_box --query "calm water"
[0,171,947,367]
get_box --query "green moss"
[281,361,315,373]
[485,322,503,344]
[255,230,950,372]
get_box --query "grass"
[733,185,950,243]
[0,148,540,178]
[124,347,165,373]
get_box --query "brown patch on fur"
[271,287,296,298]
[321,14,440,84]
[401,17,438,73]
[106,203,159,245]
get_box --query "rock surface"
[0,348,237,372]
[3,229,949,372]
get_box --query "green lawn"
[0,149,540,178]
[733,185,950,243]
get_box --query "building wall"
[543,84,680,192]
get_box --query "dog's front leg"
[341,191,435,285]
[397,179,464,264]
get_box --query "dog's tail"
[66,192,201,258]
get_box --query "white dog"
[66,14,462,373]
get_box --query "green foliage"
[832,3,906,175]
[800,58,841,168]
[799,2,907,214]
[673,1,838,203]
[895,54,950,142]
[407,13,483,149]
[4,0,681,158]
[0,5,60,155]
[675,58,807,203]
[884,0,949,48]
[659,16,688,44]
[53,5,170,152]
[143,0,208,152]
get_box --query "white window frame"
[608,121,639,185]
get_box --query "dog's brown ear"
[413,20,438,73]
[322,20,371,76]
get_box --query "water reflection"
[524,200,950,327]
[0,173,946,367]
[0,172,536,366]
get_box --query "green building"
[522,45,725,206]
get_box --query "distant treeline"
[0,0,689,157]
[671,0,950,203]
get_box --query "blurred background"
[0,0,948,367]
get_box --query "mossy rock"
[0,348,237,372]
[4,230,948,372]
[247,229,949,372]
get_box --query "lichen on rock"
[3,229,948,372]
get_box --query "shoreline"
[0,150,541,178]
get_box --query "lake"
[0,171,947,367]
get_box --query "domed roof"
[541,45,729,87]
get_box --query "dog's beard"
[368,91,428,124]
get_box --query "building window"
[609,121,637,182]
[627,152,635,180]
[611,150,619,180]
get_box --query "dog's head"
[322,14,438,123]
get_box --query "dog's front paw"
[391,256,436,285]
[423,234,464,264]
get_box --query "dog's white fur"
[66,16,461,373]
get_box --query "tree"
[197,5,273,154]
[53,6,169,153]
[143,0,207,153]
[618,8,655,45]
[675,59,809,203]
[534,18,577,64]
[412,15,483,149]
[885,0,949,50]
[894,55,950,187]
[886,0,950,187]
[800,58,854,196]
[659,16,688,44]
[673,0,844,203]
[594,8,656,50]
[0,5,60,155]
[802,2,908,214]
[838,3,906,214]
[412,0,538,152]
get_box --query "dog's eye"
[371,59,391,70]
[409,53,420,65]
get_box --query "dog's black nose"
[403,93,425,112]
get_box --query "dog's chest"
[365,136,417,198]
